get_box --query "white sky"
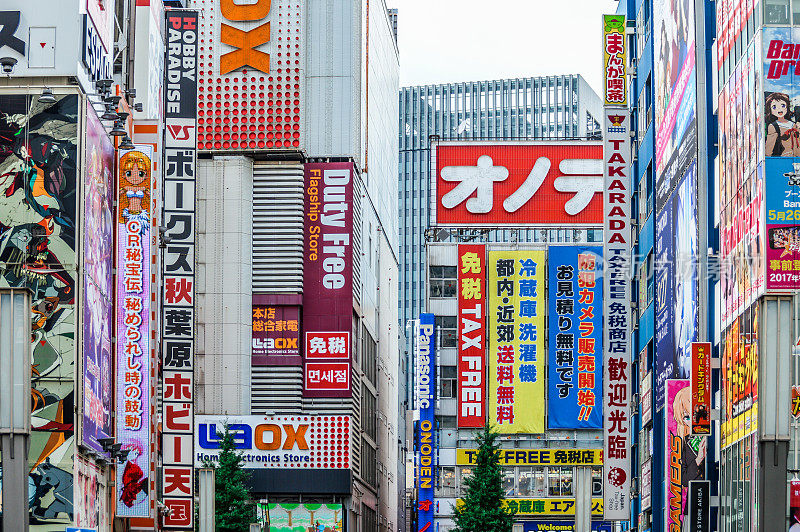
[386,0,620,96]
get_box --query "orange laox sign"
[220,0,271,74]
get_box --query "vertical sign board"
[457,244,486,427]
[416,314,436,532]
[252,303,302,366]
[602,107,632,519]
[665,380,707,532]
[691,342,711,435]
[687,480,710,532]
[488,250,546,434]
[603,15,627,107]
[161,9,198,529]
[115,146,154,517]
[548,246,604,429]
[302,162,355,397]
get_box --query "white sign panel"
[602,108,632,520]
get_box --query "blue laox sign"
[194,415,352,469]
[416,314,436,532]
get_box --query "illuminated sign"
[691,342,711,435]
[457,244,485,427]
[456,448,602,466]
[195,415,351,469]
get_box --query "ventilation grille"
[252,162,304,292]
[251,365,304,415]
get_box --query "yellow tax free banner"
[488,250,546,433]
[457,498,604,516]
[456,448,603,467]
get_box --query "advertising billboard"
[193,0,304,150]
[602,15,627,106]
[548,245,603,429]
[162,10,199,528]
[523,522,612,532]
[764,158,800,290]
[641,371,653,426]
[456,448,602,466]
[502,499,604,517]
[266,503,344,532]
[602,109,632,520]
[0,93,78,526]
[303,162,355,397]
[115,145,153,518]
[252,303,301,366]
[416,314,436,532]
[716,0,757,71]
[653,0,698,194]
[691,342,711,435]
[665,379,707,532]
[82,103,115,453]
[195,415,351,469]
[457,244,486,427]
[655,162,699,404]
[488,250,546,433]
[434,141,603,226]
[721,303,759,448]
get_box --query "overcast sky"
[386,0,619,96]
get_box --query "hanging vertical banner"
[303,162,355,398]
[791,479,800,530]
[691,342,711,435]
[488,250,546,434]
[115,145,153,517]
[602,14,627,106]
[458,244,486,427]
[161,9,198,529]
[687,480,710,532]
[416,314,436,532]
[602,108,632,519]
[548,245,603,429]
[665,379,707,532]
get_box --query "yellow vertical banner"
[488,250,546,433]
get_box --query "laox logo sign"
[198,422,309,450]
[219,0,271,74]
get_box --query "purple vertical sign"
[83,103,115,452]
[303,162,354,398]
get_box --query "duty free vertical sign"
[161,9,198,530]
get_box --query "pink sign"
[766,225,800,290]
[115,146,153,517]
[303,162,355,398]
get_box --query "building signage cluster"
[161,10,199,529]
[601,106,632,519]
[457,244,486,427]
[691,342,711,435]
[601,14,632,517]
[434,142,604,226]
[195,415,351,469]
[115,146,154,518]
[302,162,355,397]
[548,245,603,429]
[488,250,546,433]
[721,304,759,447]
[456,449,602,466]
[416,314,436,532]
[602,15,627,106]
[252,302,301,366]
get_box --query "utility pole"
[574,466,591,532]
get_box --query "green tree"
[453,424,516,532]
[204,425,257,531]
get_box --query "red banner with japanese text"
[457,244,486,427]
[691,342,711,435]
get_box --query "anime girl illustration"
[118,150,151,223]
[119,442,148,508]
[667,381,707,531]
[765,92,800,156]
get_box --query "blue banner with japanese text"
[548,246,603,429]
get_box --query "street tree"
[453,424,516,532]
[203,425,257,531]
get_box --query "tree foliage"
[453,424,516,532]
[204,425,257,531]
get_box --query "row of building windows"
[436,466,603,499]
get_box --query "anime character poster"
[653,0,698,204]
[0,93,78,526]
[721,304,759,448]
[665,379,707,531]
[115,146,153,517]
[74,457,108,530]
[655,162,699,405]
[266,503,344,532]
[763,27,800,157]
[82,103,115,453]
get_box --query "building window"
[429,265,457,298]
[440,365,457,398]
[518,467,546,497]
[592,466,603,497]
[502,469,516,497]
[440,466,456,488]
[435,316,457,348]
[765,0,789,24]
[435,415,457,429]
[362,327,377,385]
[362,384,377,441]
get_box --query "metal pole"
[198,467,216,532]
[0,289,32,532]
[574,466,591,532]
